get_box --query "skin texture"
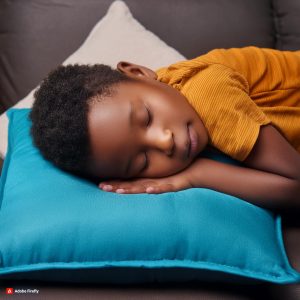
[87,61,209,181]
[98,123,300,212]
[86,62,300,212]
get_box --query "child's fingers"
[101,182,147,194]
[146,184,175,194]
[100,184,114,192]
[99,180,124,188]
[99,181,129,192]
[116,182,162,194]
[116,185,145,194]
[99,180,178,194]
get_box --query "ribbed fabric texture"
[155,46,300,161]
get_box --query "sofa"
[0,0,299,299]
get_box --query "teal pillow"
[1,108,300,285]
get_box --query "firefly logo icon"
[6,288,14,294]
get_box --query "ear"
[117,61,158,80]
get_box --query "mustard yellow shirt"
[155,46,300,161]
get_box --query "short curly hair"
[29,64,133,181]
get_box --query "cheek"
[144,155,190,178]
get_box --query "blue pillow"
[1,108,300,285]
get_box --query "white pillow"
[0,0,186,159]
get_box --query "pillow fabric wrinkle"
[0,108,300,285]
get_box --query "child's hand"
[98,172,193,194]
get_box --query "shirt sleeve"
[180,62,272,161]
[198,46,300,94]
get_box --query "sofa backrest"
[0,0,299,114]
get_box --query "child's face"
[87,62,208,180]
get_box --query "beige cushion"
[0,0,185,158]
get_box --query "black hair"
[29,64,132,182]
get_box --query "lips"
[185,124,191,159]
[177,124,197,160]
[187,124,198,158]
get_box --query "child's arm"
[99,124,300,212]
[188,157,299,212]
[188,124,300,212]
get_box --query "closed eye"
[145,105,152,127]
[140,152,149,173]
[140,104,151,173]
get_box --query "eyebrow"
[124,102,134,175]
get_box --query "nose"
[145,128,175,156]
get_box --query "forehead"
[86,79,167,178]
[87,78,157,138]
[87,102,124,169]
[86,81,147,178]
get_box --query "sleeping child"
[29,46,300,212]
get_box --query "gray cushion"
[0,0,281,113]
